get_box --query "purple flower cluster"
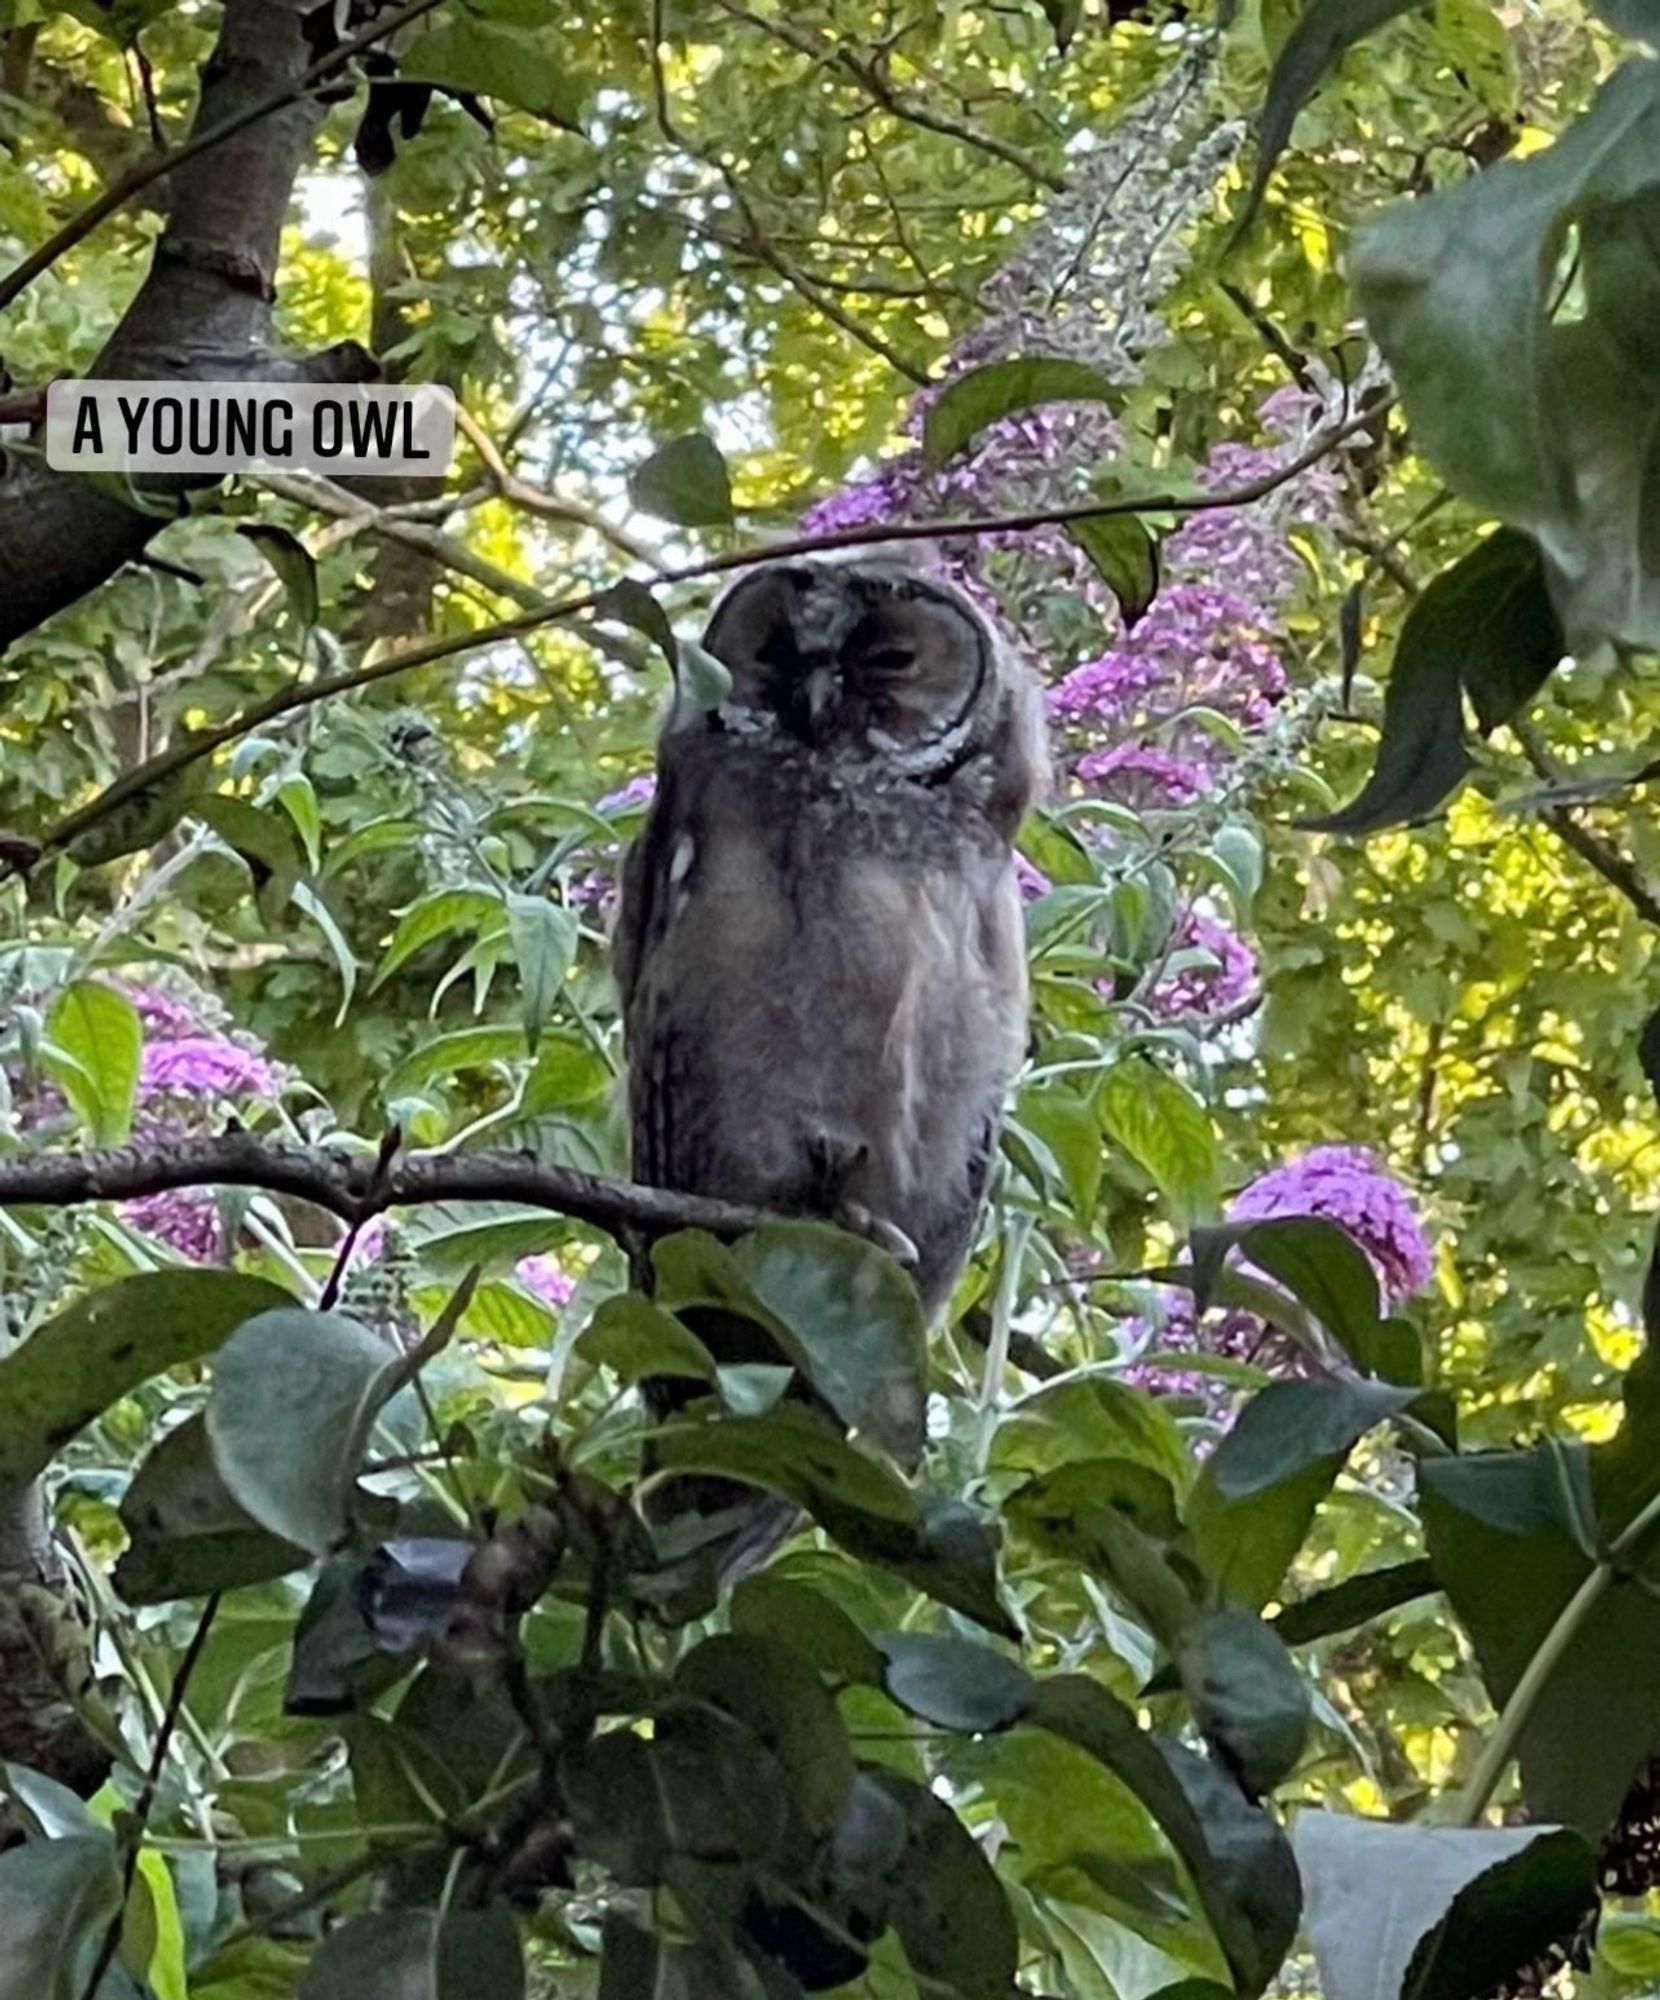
[1120,1145,1431,1411]
[1148,907,1259,1021]
[1074,744,1210,809]
[516,1254,576,1308]
[1230,1143,1434,1308]
[139,1035,278,1102]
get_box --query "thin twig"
[21,399,1385,870]
[79,1596,221,2000]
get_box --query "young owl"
[614,553,1044,1446]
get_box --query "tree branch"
[17,400,1384,869]
[0,1134,773,1244]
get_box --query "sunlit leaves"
[43,978,139,1145]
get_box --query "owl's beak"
[798,661,840,742]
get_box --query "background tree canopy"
[3,0,1660,1995]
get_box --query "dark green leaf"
[505,893,577,1047]
[196,794,307,926]
[1175,1605,1311,1796]
[1067,514,1160,628]
[866,1768,1020,1999]
[1187,1379,1417,1607]
[628,432,734,526]
[577,1295,715,1384]
[1236,0,1425,239]
[297,1905,524,2000]
[1293,1812,1595,2000]
[730,1574,882,1685]
[205,1307,412,1554]
[236,523,319,626]
[922,355,1118,466]
[399,19,585,128]
[594,578,679,667]
[676,1633,854,1834]
[114,1412,307,1604]
[877,1631,1033,1734]
[0,1833,123,2000]
[1032,1676,1300,1997]
[0,1271,293,1487]
[1354,61,1660,651]
[1271,1557,1439,1646]
[1038,0,1084,51]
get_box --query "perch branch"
[0,1134,772,1244]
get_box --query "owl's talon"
[837,1202,919,1270]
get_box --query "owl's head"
[696,553,1044,814]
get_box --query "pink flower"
[598,773,656,814]
[139,1036,278,1102]
[1230,1144,1433,1307]
[122,1189,223,1263]
[110,983,199,1040]
[1149,908,1259,1020]
[1014,854,1053,902]
[1076,743,1211,807]
[516,1254,576,1308]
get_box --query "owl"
[613,553,1044,1480]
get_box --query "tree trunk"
[0,1481,108,1794]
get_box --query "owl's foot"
[836,1201,919,1271]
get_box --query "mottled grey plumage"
[615,553,1044,1330]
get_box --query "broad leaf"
[398,19,585,128]
[44,979,140,1145]
[236,522,319,626]
[1068,513,1160,627]
[922,355,1118,466]
[0,1271,293,1486]
[876,1631,1034,1734]
[297,1905,525,2000]
[1175,1605,1311,1796]
[115,1413,307,1603]
[0,1833,123,2000]
[1100,1059,1218,1227]
[676,1633,854,1834]
[1308,530,1563,835]
[505,893,577,1047]
[1354,60,1660,651]
[628,432,734,527]
[867,1768,1021,2000]
[577,1295,716,1384]
[1293,1812,1594,2000]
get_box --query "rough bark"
[0,0,370,654]
[0,1482,108,1794]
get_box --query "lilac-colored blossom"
[139,1036,278,1102]
[1149,908,1259,1020]
[1014,854,1053,903]
[122,1189,223,1263]
[1076,743,1210,807]
[1230,1144,1433,1307]
[597,773,657,815]
[112,983,199,1040]
[516,1253,576,1308]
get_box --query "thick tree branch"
[16,397,1384,871]
[0,1134,772,1244]
[0,0,420,652]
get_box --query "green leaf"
[0,1271,293,1487]
[1009,1458,1196,1646]
[1292,1812,1595,2000]
[373,888,505,990]
[877,1631,1033,1734]
[399,19,585,128]
[1031,1675,1300,1998]
[594,577,679,667]
[1067,513,1160,627]
[1187,1380,1417,1608]
[628,432,734,527]
[1175,1605,1311,1796]
[597,1919,774,2000]
[297,1905,525,2000]
[1038,0,1084,51]
[114,1412,308,1603]
[1353,60,1660,651]
[1100,1059,1218,1227]
[0,1833,123,2000]
[560,1699,788,1882]
[1307,531,1563,836]
[505,893,577,1048]
[237,523,319,627]
[1236,0,1424,239]
[1421,1444,1660,1836]
[656,1224,928,1462]
[866,1768,1021,1999]
[922,355,1118,466]
[197,794,307,926]
[205,1308,419,1555]
[384,1025,526,1097]
[1271,1557,1439,1646]
[676,1632,855,1835]
[63,757,208,868]
[729,1574,882,1685]
[577,1295,715,1384]
[44,979,141,1145]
